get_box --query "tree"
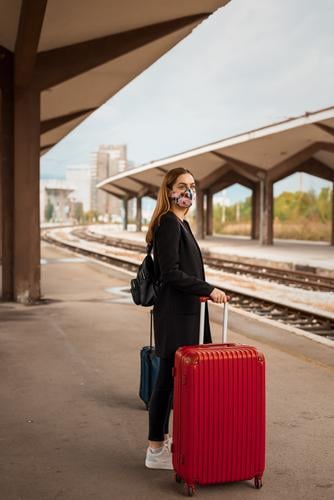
[74,203,84,223]
[84,210,99,223]
[318,187,331,223]
[212,187,331,241]
[44,201,54,222]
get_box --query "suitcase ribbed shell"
[172,343,265,487]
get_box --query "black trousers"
[148,356,174,441]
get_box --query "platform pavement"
[0,242,333,500]
[89,224,334,275]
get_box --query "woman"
[144,167,228,470]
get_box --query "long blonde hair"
[146,167,194,245]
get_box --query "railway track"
[42,229,334,341]
[71,227,334,293]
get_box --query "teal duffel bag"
[139,310,160,409]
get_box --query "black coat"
[152,211,214,358]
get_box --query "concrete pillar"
[123,198,128,231]
[1,45,42,304]
[196,189,205,240]
[14,86,41,303]
[259,177,273,245]
[331,182,334,246]
[206,190,213,236]
[251,183,261,240]
[0,50,14,300]
[136,197,142,232]
[0,98,1,262]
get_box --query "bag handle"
[149,309,153,348]
[199,296,231,345]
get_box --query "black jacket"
[152,211,214,358]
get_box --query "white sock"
[150,446,163,454]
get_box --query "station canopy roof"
[0,0,229,154]
[97,107,334,198]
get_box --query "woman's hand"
[209,288,229,304]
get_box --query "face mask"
[170,188,196,208]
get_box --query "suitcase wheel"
[254,477,263,489]
[183,484,195,497]
[175,473,182,484]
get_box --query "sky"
[41,0,334,203]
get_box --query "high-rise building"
[109,144,127,175]
[90,144,129,218]
[65,164,91,212]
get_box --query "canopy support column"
[0,49,14,300]
[196,189,205,240]
[14,86,41,303]
[331,182,334,246]
[0,1,46,303]
[251,183,261,240]
[259,177,273,245]
[136,197,142,232]
[123,198,128,231]
[206,190,213,236]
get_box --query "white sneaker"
[165,436,173,452]
[145,443,173,470]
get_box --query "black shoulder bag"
[130,242,160,307]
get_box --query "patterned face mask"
[170,188,196,208]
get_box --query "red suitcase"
[172,297,265,496]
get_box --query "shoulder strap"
[147,219,161,254]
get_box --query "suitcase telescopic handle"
[199,295,231,345]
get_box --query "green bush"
[44,201,54,222]
[213,187,332,241]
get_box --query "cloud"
[42,0,334,184]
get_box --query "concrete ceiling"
[0,0,230,153]
[98,107,334,198]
